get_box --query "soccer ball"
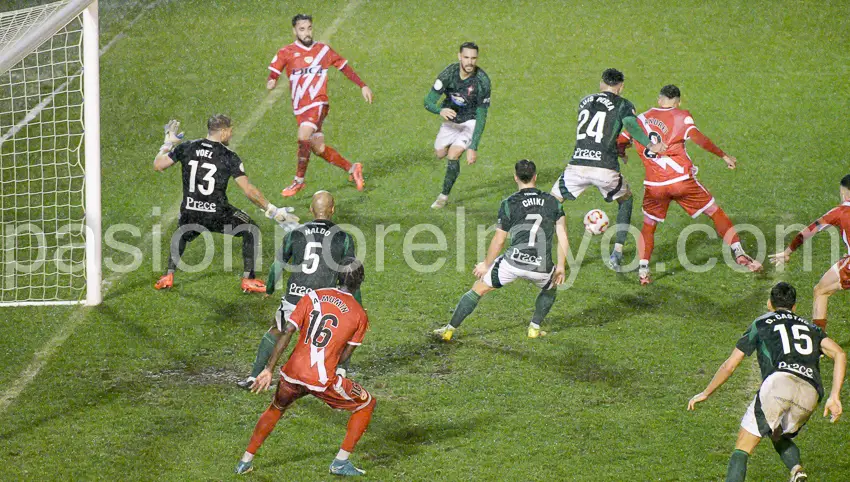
[583,209,609,235]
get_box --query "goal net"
[0,0,101,306]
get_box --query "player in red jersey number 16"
[267,14,372,197]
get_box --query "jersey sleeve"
[619,98,637,121]
[496,199,511,231]
[550,197,565,222]
[167,142,191,164]
[818,208,842,230]
[227,152,246,179]
[342,232,356,258]
[268,48,287,80]
[735,321,759,356]
[682,110,698,139]
[348,308,369,346]
[477,72,491,108]
[287,294,313,331]
[324,45,347,69]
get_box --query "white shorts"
[482,256,555,290]
[551,164,630,202]
[434,119,476,150]
[740,371,819,438]
[274,300,297,332]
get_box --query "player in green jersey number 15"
[551,69,666,271]
[424,42,491,209]
[688,282,846,482]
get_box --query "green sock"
[250,331,279,378]
[450,290,481,328]
[725,449,749,482]
[772,438,801,471]
[531,288,557,326]
[442,159,461,196]
[615,196,633,246]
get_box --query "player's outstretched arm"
[688,348,746,410]
[234,177,299,224]
[251,324,297,393]
[553,217,569,285]
[622,116,666,153]
[821,337,846,423]
[473,229,508,278]
[770,220,822,265]
[336,344,359,378]
[153,119,184,171]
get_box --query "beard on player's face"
[297,33,313,46]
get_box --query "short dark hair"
[337,257,365,293]
[515,159,536,183]
[841,174,850,190]
[207,114,231,132]
[770,282,797,310]
[292,13,312,27]
[459,42,478,53]
[601,68,625,86]
[659,84,681,99]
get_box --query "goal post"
[0,0,101,306]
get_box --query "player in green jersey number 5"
[688,282,846,482]
[435,160,568,341]
[424,42,491,209]
[551,69,666,271]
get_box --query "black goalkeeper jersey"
[168,139,245,215]
[569,92,637,171]
[736,310,828,399]
[496,188,564,273]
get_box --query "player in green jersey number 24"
[424,42,491,209]
[688,282,846,482]
[551,69,666,272]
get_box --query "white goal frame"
[0,0,101,306]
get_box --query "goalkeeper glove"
[158,119,185,155]
[264,204,300,224]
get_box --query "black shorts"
[177,207,256,236]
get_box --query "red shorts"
[832,255,850,290]
[274,374,372,412]
[295,104,329,133]
[642,178,715,222]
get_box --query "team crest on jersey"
[467,85,475,95]
[450,93,467,106]
[305,56,314,63]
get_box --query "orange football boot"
[241,278,266,293]
[154,273,173,290]
[281,180,306,197]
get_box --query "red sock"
[296,140,311,179]
[340,398,375,452]
[319,145,352,172]
[709,208,740,245]
[813,318,827,330]
[639,221,657,262]
[246,404,283,454]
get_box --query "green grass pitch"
[2,0,849,480]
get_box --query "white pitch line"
[0,0,363,415]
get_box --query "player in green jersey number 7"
[435,160,568,341]
[688,282,846,482]
[551,69,666,272]
[424,42,491,209]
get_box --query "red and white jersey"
[620,107,700,186]
[268,41,348,114]
[816,203,850,254]
[281,288,368,392]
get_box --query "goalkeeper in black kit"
[153,114,298,293]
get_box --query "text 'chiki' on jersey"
[268,41,348,114]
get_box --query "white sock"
[529,322,540,330]
[294,176,304,183]
[240,451,254,463]
[348,165,356,174]
[336,449,350,461]
[613,243,623,254]
[639,259,649,268]
[444,324,455,331]
[730,242,744,257]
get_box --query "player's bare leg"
[725,428,761,482]
[638,216,657,285]
[282,124,316,197]
[310,133,364,191]
[432,145,464,209]
[812,266,841,330]
[609,191,634,272]
[704,204,762,272]
[435,280,495,340]
[329,398,376,476]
